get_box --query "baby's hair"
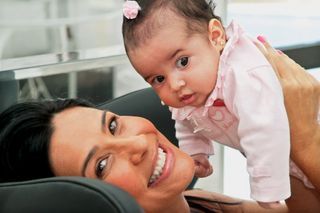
[122,0,221,53]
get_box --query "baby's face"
[129,13,222,108]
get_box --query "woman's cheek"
[105,173,144,197]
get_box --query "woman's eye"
[109,116,117,135]
[176,56,189,68]
[96,158,108,178]
[152,75,165,85]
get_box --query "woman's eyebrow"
[81,145,98,177]
[81,110,109,177]
[101,110,107,132]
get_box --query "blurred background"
[0,0,319,201]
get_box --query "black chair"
[0,87,191,213]
[0,177,143,213]
[279,41,320,70]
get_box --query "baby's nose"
[169,76,186,91]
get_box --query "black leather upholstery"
[0,177,143,213]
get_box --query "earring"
[213,40,225,47]
[161,100,165,106]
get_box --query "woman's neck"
[149,194,190,213]
[172,195,190,213]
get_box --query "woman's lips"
[148,145,173,187]
[180,94,195,105]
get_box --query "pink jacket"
[171,21,312,202]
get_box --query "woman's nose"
[115,135,150,165]
[122,115,156,135]
[115,116,156,164]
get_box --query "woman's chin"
[137,150,194,213]
[175,151,195,188]
[158,133,195,191]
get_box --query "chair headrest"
[0,177,143,213]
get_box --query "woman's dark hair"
[122,0,221,52]
[0,98,94,183]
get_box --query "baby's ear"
[208,19,225,50]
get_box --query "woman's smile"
[148,143,174,187]
[148,147,166,186]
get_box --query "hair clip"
[123,1,141,19]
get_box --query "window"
[228,0,320,46]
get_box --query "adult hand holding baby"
[256,36,320,192]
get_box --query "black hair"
[0,98,94,183]
[122,0,221,53]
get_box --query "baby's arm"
[256,37,320,192]
[230,64,291,205]
[175,119,214,156]
[175,119,214,178]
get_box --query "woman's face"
[50,107,194,212]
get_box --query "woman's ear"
[208,19,226,51]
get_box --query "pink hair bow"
[123,1,141,19]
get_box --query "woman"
[0,41,319,212]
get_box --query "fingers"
[257,35,274,53]
[194,164,213,178]
[257,36,286,59]
[256,35,305,81]
[256,35,320,123]
[257,36,286,77]
[255,36,281,79]
[257,35,281,60]
[253,38,267,56]
[192,154,213,178]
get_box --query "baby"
[121,0,315,208]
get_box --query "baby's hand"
[192,153,213,178]
[257,201,281,209]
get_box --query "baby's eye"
[176,56,189,68]
[109,116,117,135]
[152,75,165,85]
[96,157,108,178]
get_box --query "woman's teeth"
[149,147,166,184]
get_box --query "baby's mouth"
[180,94,195,105]
[148,147,167,186]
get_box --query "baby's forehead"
[130,11,189,49]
